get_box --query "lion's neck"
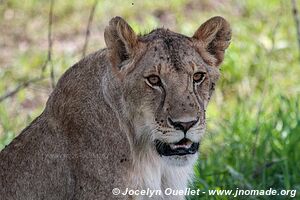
[129,149,195,199]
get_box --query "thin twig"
[49,0,55,88]
[41,0,54,75]
[292,0,300,60]
[0,77,44,103]
[82,0,98,57]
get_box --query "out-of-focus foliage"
[0,0,299,199]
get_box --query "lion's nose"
[167,117,199,133]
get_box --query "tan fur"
[193,16,231,66]
[0,16,231,200]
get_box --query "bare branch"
[0,77,44,103]
[41,0,55,88]
[82,0,98,57]
[292,0,300,60]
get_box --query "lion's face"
[104,17,231,166]
[123,34,220,166]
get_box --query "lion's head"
[103,16,231,166]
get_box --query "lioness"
[0,16,231,199]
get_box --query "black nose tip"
[167,117,199,133]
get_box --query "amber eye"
[146,75,161,86]
[193,72,206,84]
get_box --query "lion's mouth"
[155,138,199,156]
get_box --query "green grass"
[0,0,299,199]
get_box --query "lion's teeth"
[170,143,192,150]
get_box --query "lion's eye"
[193,72,206,84]
[146,75,161,86]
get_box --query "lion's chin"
[161,152,198,167]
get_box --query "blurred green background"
[0,0,299,199]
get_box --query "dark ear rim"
[104,16,138,71]
[193,16,231,67]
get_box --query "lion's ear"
[104,16,138,69]
[193,16,231,67]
